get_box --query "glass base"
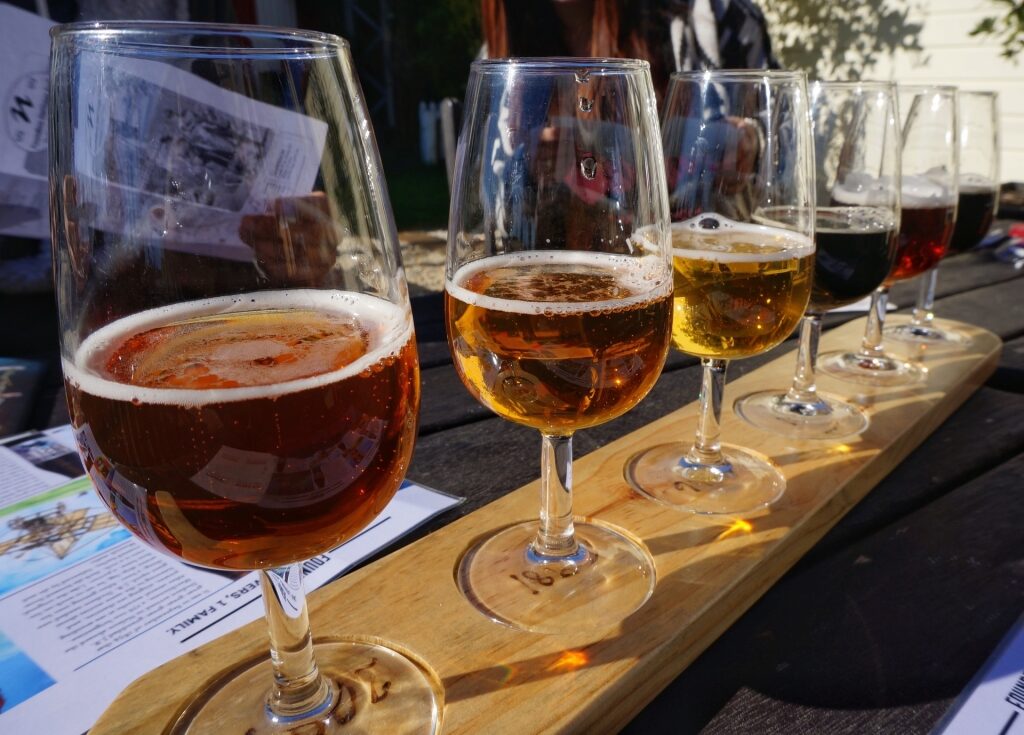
[733,389,868,440]
[817,349,925,387]
[624,442,785,515]
[885,322,971,347]
[456,519,655,634]
[168,641,443,734]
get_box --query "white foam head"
[65,290,413,406]
[958,173,997,193]
[671,214,815,262]
[624,224,670,258]
[902,174,956,207]
[816,206,898,233]
[446,250,671,316]
[831,173,897,206]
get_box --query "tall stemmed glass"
[624,70,815,515]
[946,92,999,255]
[446,59,673,633]
[888,90,998,345]
[883,85,961,345]
[819,86,957,385]
[51,23,437,734]
[734,82,900,439]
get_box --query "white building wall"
[774,0,1024,180]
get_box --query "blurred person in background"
[470,0,777,274]
[479,0,778,101]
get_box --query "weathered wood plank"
[628,449,1024,734]
[891,277,1024,340]
[803,386,1024,560]
[413,252,1024,436]
[414,343,779,502]
[416,339,455,369]
[990,334,1024,393]
[999,334,1024,372]
[410,292,445,335]
[88,317,1001,735]
[418,363,494,436]
[890,249,1024,305]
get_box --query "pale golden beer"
[446,251,672,434]
[670,216,814,359]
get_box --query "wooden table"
[399,243,1024,735]
[4,239,1023,734]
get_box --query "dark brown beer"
[888,204,955,282]
[809,207,898,312]
[64,292,419,570]
[446,251,672,433]
[947,186,997,254]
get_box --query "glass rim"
[471,56,650,73]
[897,83,958,95]
[957,89,999,98]
[50,20,347,58]
[669,69,806,82]
[810,79,896,89]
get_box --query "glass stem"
[785,314,822,405]
[911,268,938,327]
[688,358,728,466]
[532,432,579,559]
[856,286,890,360]
[261,564,334,720]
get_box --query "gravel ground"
[399,230,447,295]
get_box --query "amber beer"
[888,180,956,282]
[888,205,956,281]
[63,292,419,570]
[670,216,814,358]
[445,251,672,433]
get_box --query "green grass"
[384,165,451,231]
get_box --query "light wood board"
[90,316,1001,734]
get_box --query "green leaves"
[762,0,925,80]
[969,0,1024,62]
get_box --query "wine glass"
[887,89,998,347]
[734,81,900,439]
[51,23,438,734]
[884,85,962,345]
[446,58,673,633]
[947,92,999,255]
[818,86,957,385]
[624,70,815,515]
